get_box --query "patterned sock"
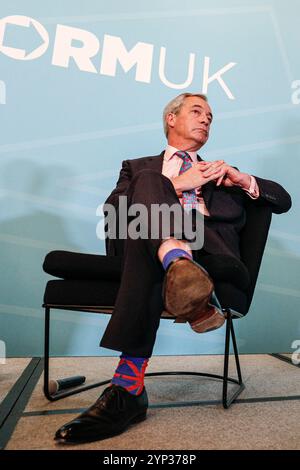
[111,354,149,395]
[162,248,192,271]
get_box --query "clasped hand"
[178,160,249,191]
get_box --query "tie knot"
[175,151,191,162]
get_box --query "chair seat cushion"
[44,278,248,316]
[44,279,120,308]
[43,250,250,291]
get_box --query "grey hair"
[163,93,208,137]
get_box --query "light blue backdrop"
[0,0,299,357]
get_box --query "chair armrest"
[43,250,122,281]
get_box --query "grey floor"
[1,355,299,450]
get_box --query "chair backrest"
[239,200,272,309]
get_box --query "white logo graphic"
[0,15,236,98]
[291,80,300,105]
[0,15,49,60]
[291,340,300,365]
[0,79,6,104]
[0,340,6,364]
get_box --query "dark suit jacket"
[105,151,292,258]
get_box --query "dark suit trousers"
[100,169,220,357]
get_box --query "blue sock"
[162,248,192,271]
[111,354,149,396]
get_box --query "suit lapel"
[202,181,215,209]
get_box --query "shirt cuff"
[243,175,260,199]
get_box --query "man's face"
[167,96,213,150]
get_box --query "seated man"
[55,92,291,444]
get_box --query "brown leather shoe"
[189,304,225,333]
[163,257,214,322]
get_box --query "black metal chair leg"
[222,310,245,409]
[231,318,243,385]
[43,306,51,400]
[43,307,110,402]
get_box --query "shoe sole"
[55,411,147,445]
[163,259,214,321]
[190,307,225,333]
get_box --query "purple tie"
[175,151,198,209]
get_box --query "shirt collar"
[164,145,199,162]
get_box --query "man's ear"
[166,112,176,131]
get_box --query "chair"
[42,201,272,409]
